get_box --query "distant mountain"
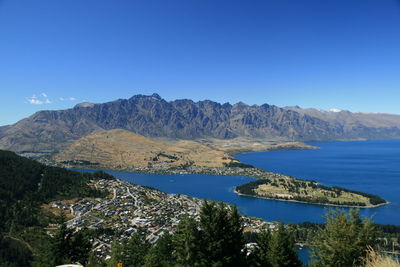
[284,106,400,128]
[1,93,400,153]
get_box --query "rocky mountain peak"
[2,93,400,153]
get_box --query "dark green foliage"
[173,201,247,267]
[268,223,302,267]
[0,150,112,267]
[68,201,300,267]
[250,230,272,267]
[236,179,269,195]
[50,212,92,266]
[61,160,100,166]
[144,233,175,267]
[310,209,377,267]
[173,216,203,266]
[157,152,179,160]
[125,231,151,266]
[198,202,246,266]
[375,224,400,234]
[0,235,33,267]
[108,230,150,267]
[291,221,400,254]
[224,162,255,168]
[247,224,303,267]
[330,186,386,205]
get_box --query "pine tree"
[108,231,150,267]
[268,223,302,267]
[49,212,92,266]
[107,238,125,267]
[250,229,272,267]
[173,201,247,267]
[143,233,174,267]
[51,211,73,265]
[311,209,377,267]
[173,216,203,267]
[124,230,151,266]
[69,230,92,265]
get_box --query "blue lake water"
[77,140,400,225]
[237,140,400,225]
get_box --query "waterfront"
[237,140,400,225]
[78,140,400,225]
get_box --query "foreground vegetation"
[107,201,302,267]
[100,204,399,267]
[0,150,113,267]
[0,150,398,266]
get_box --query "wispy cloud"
[27,94,52,105]
[27,93,77,105]
[59,96,77,101]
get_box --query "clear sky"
[1,0,400,126]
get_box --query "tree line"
[0,150,113,267]
[0,150,398,266]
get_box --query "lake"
[78,140,400,225]
[237,140,400,225]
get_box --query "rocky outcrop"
[1,93,400,153]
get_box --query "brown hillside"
[52,129,235,168]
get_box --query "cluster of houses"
[48,178,276,259]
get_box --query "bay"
[236,140,400,225]
[77,140,400,225]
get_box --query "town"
[45,178,273,259]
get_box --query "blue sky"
[1,0,400,126]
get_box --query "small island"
[235,171,387,208]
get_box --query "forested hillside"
[0,150,112,266]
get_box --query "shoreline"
[227,142,320,156]
[37,142,388,210]
[63,163,388,209]
[233,189,389,209]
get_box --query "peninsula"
[1,94,393,209]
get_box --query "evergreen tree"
[268,223,302,267]
[31,234,54,267]
[69,230,92,265]
[108,230,150,267]
[174,201,246,267]
[107,238,125,267]
[87,250,107,267]
[144,233,175,267]
[50,212,92,266]
[250,230,272,267]
[124,231,151,266]
[173,216,203,267]
[51,211,73,265]
[199,202,246,267]
[311,209,377,267]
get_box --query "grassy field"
[254,178,370,205]
[236,174,386,207]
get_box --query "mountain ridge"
[1,94,400,153]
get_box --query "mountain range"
[1,93,400,154]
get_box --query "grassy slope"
[235,172,386,207]
[53,129,236,168]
